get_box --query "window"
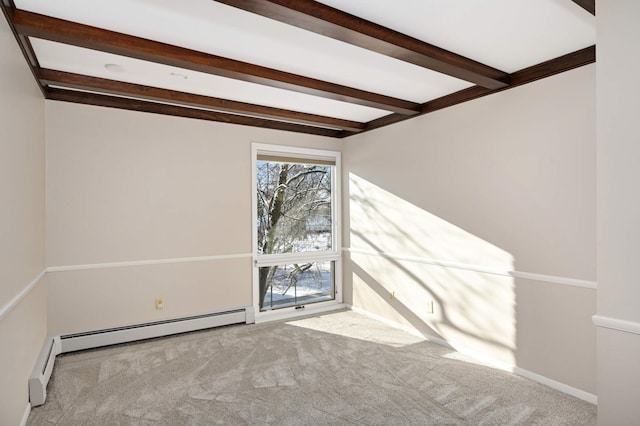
[253,144,341,313]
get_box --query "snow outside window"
[252,144,341,313]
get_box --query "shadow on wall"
[347,173,516,366]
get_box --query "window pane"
[257,160,332,255]
[259,261,334,311]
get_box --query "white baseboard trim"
[348,304,597,405]
[345,248,597,290]
[255,302,347,324]
[512,365,597,404]
[0,268,46,322]
[593,314,640,335]
[47,253,253,273]
[20,403,31,426]
[348,304,453,347]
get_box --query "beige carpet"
[27,310,596,425]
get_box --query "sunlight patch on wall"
[347,174,516,364]
[349,173,513,268]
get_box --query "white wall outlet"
[426,300,434,314]
[155,298,164,310]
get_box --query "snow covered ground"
[262,260,333,310]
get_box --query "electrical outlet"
[389,291,395,300]
[155,298,164,310]
[426,300,434,314]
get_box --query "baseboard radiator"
[29,335,62,406]
[29,306,254,406]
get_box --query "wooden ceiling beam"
[45,88,345,138]
[343,45,596,137]
[508,45,595,86]
[12,9,420,115]
[38,69,365,132]
[215,0,510,90]
[572,0,595,15]
[0,3,46,96]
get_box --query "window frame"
[251,143,342,319]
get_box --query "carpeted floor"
[27,310,596,425]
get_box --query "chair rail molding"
[46,253,253,273]
[592,315,640,335]
[0,268,47,322]
[345,248,596,290]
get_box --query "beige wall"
[596,0,640,423]
[342,64,596,394]
[45,101,340,334]
[0,16,47,426]
[0,281,47,425]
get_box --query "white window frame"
[251,143,342,321]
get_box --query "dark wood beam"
[45,88,345,137]
[0,3,46,96]
[342,45,596,137]
[572,0,595,15]
[509,45,595,86]
[215,0,510,90]
[38,69,365,132]
[12,9,420,115]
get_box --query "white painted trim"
[46,253,253,273]
[254,251,341,267]
[252,143,340,164]
[345,248,597,290]
[2,254,253,317]
[347,304,598,405]
[251,143,343,314]
[251,143,259,311]
[348,304,454,348]
[245,306,256,324]
[0,268,46,322]
[593,315,640,335]
[512,365,598,404]
[254,302,346,324]
[20,403,31,426]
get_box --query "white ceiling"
[30,39,390,122]
[12,0,596,131]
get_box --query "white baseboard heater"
[29,306,254,406]
[29,335,62,406]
